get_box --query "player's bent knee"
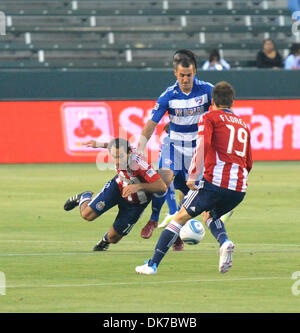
[81,208,97,221]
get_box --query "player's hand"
[186,179,198,191]
[122,184,141,198]
[82,140,98,148]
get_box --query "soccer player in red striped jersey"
[63,138,167,251]
[136,81,253,275]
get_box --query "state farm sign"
[0,99,299,163]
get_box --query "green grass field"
[1,162,300,313]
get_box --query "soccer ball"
[179,219,205,245]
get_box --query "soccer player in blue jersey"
[139,49,214,242]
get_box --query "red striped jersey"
[115,151,161,204]
[189,108,253,192]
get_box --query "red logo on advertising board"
[61,102,114,155]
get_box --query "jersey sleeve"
[132,154,161,183]
[206,83,214,106]
[246,131,253,173]
[142,167,161,183]
[150,93,169,124]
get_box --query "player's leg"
[82,178,119,222]
[65,178,120,251]
[136,186,218,275]
[159,171,190,251]
[157,181,177,229]
[136,205,191,274]
[64,191,99,221]
[141,168,174,239]
[219,210,234,224]
[95,200,149,251]
[141,139,176,239]
[63,191,93,211]
[210,188,246,273]
[170,170,190,251]
[165,181,178,215]
[93,225,123,251]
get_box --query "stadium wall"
[0,69,299,100]
[0,70,299,163]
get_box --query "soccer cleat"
[172,236,184,251]
[63,191,92,211]
[141,220,158,239]
[220,210,234,224]
[93,239,110,251]
[135,262,157,275]
[157,212,177,229]
[219,240,235,274]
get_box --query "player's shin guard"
[206,218,228,247]
[150,190,168,222]
[148,220,182,267]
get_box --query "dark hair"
[173,49,198,69]
[107,138,131,154]
[290,43,300,55]
[208,49,220,63]
[263,38,275,48]
[212,81,235,108]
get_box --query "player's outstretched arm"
[137,119,157,153]
[82,140,108,148]
[122,178,167,198]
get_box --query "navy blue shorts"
[88,177,150,235]
[182,179,246,219]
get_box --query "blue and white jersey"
[151,77,214,142]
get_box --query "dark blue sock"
[208,219,229,247]
[166,184,177,215]
[149,222,181,267]
[150,191,167,222]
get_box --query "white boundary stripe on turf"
[1,248,300,257]
[5,276,290,290]
[1,240,300,247]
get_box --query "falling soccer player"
[63,138,167,251]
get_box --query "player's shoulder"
[204,108,231,120]
[129,151,150,170]
[199,109,213,120]
[194,78,214,91]
[158,81,179,99]
[213,109,249,130]
[200,108,229,123]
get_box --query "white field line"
[0,240,299,247]
[1,248,300,258]
[5,276,290,290]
